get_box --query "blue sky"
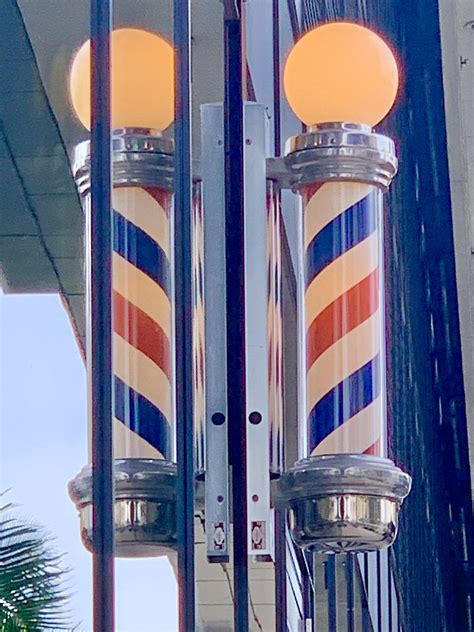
[0,292,178,631]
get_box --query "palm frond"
[0,499,71,631]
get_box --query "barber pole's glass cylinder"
[192,179,206,477]
[110,184,173,462]
[69,130,177,557]
[302,181,385,459]
[267,181,284,476]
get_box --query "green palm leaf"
[0,498,71,631]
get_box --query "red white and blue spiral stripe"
[267,184,284,474]
[192,182,206,472]
[303,181,384,457]
[111,186,172,461]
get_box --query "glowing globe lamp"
[69,27,175,132]
[283,22,399,128]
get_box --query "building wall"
[302,1,474,630]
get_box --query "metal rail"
[89,0,114,629]
[223,0,249,629]
[173,1,196,630]
[271,2,288,630]
[273,0,282,157]
[287,0,300,40]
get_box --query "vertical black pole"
[274,512,288,632]
[286,0,300,41]
[363,552,371,631]
[303,551,314,627]
[224,1,249,630]
[346,554,355,632]
[272,0,281,157]
[376,551,382,632]
[387,549,393,632]
[272,2,288,630]
[327,556,337,632]
[174,1,196,631]
[90,0,114,630]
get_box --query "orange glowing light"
[70,28,175,132]
[283,22,399,128]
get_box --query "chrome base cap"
[73,128,174,196]
[69,458,177,558]
[285,122,397,191]
[274,454,411,554]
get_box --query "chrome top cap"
[73,128,174,196]
[285,122,398,191]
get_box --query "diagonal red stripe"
[113,290,171,381]
[306,268,379,370]
[364,438,381,456]
[302,182,324,205]
[143,186,170,213]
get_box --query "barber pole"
[70,130,178,557]
[302,181,384,458]
[274,123,411,553]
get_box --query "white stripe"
[193,302,206,438]
[268,300,283,447]
[304,181,374,249]
[114,418,164,460]
[113,186,170,258]
[305,232,379,322]
[113,333,172,420]
[113,252,171,338]
[306,311,381,415]
[311,397,382,456]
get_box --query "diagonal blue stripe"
[305,193,377,287]
[114,375,171,459]
[113,210,170,296]
[308,355,381,454]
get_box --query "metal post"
[274,511,287,632]
[326,556,337,632]
[376,551,382,632]
[244,104,273,558]
[201,104,231,563]
[286,0,300,40]
[346,554,355,632]
[90,0,114,629]
[271,5,288,628]
[223,1,249,629]
[272,0,281,157]
[174,1,196,630]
